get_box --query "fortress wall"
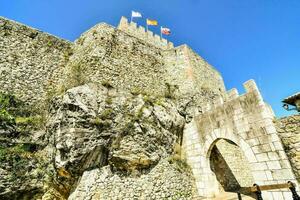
[0,17,73,105]
[0,16,226,110]
[276,115,300,183]
[185,46,226,94]
[163,45,226,110]
[67,23,168,95]
[118,16,174,50]
[183,80,298,198]
[68,23,226,104]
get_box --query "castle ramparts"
[0,16,225,109]
[118,16,174,49]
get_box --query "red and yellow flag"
[161,27,171,35]
[146,19,158,26]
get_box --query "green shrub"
[67,63,87,88]
[0,92,17,129]
[105,97,113,105]
[130,87,148,96]
[0,92,45,134]
[90,117,111,129]
[143,95,155,106]
[16,116,44,132]
[167,143,190,171]
[0,144,39,182]
[99,108,114,120]
[123,120,135,133]
[0,109,15,125]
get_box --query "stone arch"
[182,80,299,199]
[204,135,256,198]
[194,128,258,198]
[208,138,255,198]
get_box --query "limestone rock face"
[48,84,184,173]
[43,84,196,199]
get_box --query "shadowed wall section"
[210,139,254,192]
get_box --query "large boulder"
[47,84,185,174]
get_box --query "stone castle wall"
[66,22,167,96]
[182,80,299,199]
[163,45,226,97]
[0,17,73,105]
[118,16,174,49]
[0,16,226,107]
[276,115,300,183]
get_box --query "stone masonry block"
[278,151,288,160]
[244,148,257,163]
[258,135,271,145]
[272,192,284,200]
[252,171,267,181]
[283,192,293,199]
[256,153,270,162]
[226,88,239,100]
[247,138,260,146]
[279,159,291,169]
[270,133,280,142]
[266,161,281,170]
[265,125,277,134]
[267,152,280,161]
[265,170,274,180]
[272,169,295,180]
[262,191,273,200]
[251,162,268,170]
[253,144,272,154]
[273,141,284,151]
[243,79,259,93]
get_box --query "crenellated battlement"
[201,80,265,113]
[118,16,174,49]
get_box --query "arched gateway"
[182,80,299,199]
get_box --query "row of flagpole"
[131,11,171,38]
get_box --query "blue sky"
[1,0,299,117]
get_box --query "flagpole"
[160,26,162,39]
[146,23,148,32]
[130,16,132,23]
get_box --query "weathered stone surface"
[0,16,225,112]
[0,17,73,105]
[48,84,185,173]
[276,115,300,183]
[0,15,299,200]
[42,84,197,199]
[69,160,196,200]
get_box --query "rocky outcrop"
[0,84,197,199]
[42,84,196,199]
[276,115,300,183]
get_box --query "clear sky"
[1,0,299,117]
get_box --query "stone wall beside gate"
[182,80,299,199]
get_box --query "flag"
[161,27,171,35]
[132,11,142,18]
[147,19,158,26]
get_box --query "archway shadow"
[209,139,257,199]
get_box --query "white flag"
[132,11,142,18]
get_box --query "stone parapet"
[118,16,174,49]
